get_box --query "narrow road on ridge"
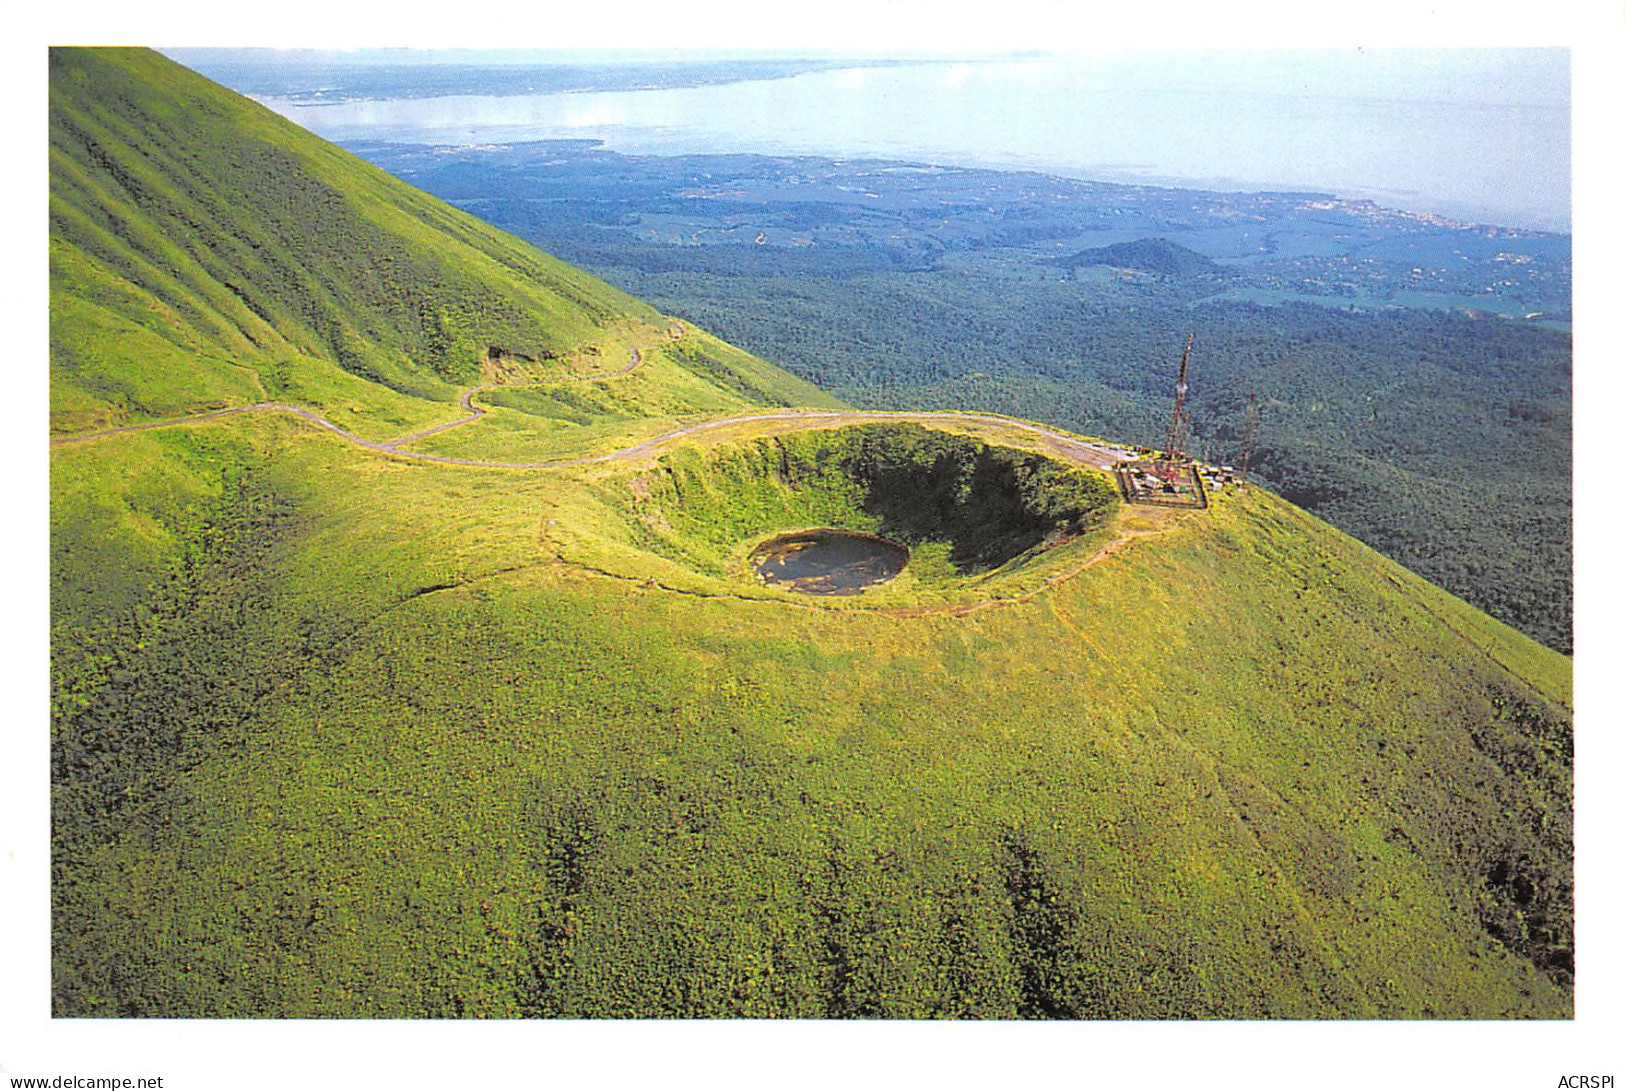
[53,403,1136,472]
[380,343,653,451]
[50,334,1136,472]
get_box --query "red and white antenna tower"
[1163,332,1193,463]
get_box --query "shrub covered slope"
[48,47,832,441]
[49,48,1573,1019]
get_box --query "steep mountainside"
[49,48,1573,1020]
[48,47,834,442]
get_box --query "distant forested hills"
[1050,236,1221,277]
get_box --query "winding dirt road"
[52,404,1136,472]
[50,336,1136,473]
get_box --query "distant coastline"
[191,50,1572,234]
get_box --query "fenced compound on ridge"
[1116,459,1209,509]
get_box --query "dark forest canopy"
[1050,236,1222,277]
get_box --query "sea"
[253,49,1571,233]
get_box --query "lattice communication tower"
[1163,332,1194,463]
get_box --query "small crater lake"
[750,530,908,595]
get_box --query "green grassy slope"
[51,424,1572,1018]
[48,48,1573,1020]
[48,48,834,440]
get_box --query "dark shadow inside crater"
[838,425,1113,573]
